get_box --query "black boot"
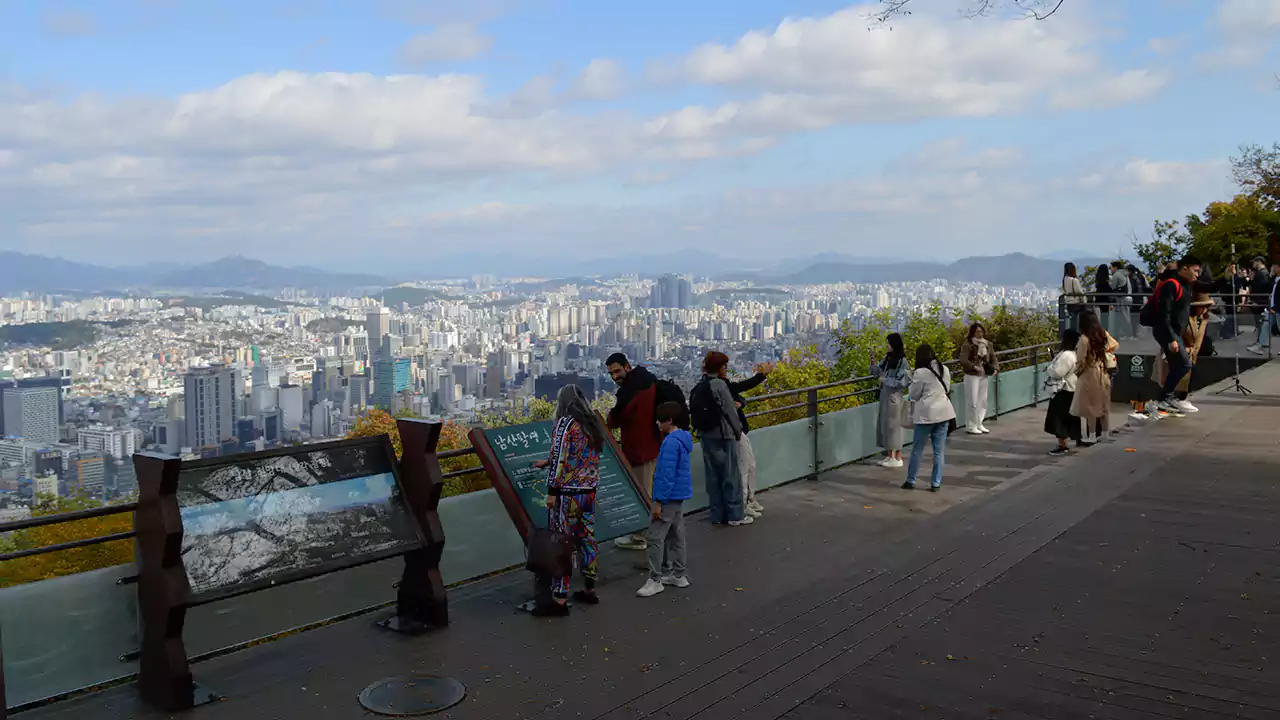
[573,577,600,605]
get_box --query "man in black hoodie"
[1152,255,1202,415]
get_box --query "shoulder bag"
[526,526,574,578]
[925,363,960,435]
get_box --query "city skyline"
[2,1,1274,267]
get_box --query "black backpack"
[688,378,724,433]
[654,378,688,416]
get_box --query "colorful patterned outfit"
[545,416,600,599]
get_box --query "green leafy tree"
[1132,220,1191,277]
[1186,195,1279,269]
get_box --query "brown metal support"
[808,388,821,480]
[133,452,196,712]
[386,420,450,633]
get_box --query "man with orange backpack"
[1139,255,1202,416]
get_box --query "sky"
[1,0,1278,273]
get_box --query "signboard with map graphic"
[174,436,422,604]
[469,418,650,545]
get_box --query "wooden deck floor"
[23,364,1280,720]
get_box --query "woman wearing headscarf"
[531,384,607,616]
[871,333,910,468]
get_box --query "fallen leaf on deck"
[864,505,873,509]
[734,587,745,592]
[1125,448,1137,452]
[946,654,957,661]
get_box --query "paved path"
[25,367,1280,720]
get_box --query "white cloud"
[1196,0,1280,68]
[398,24,493,64]
[569,59,625,100]
[643,4,1162,140]
[1050,69,1168,110]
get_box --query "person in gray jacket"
[689,351,751,526]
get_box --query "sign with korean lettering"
[472,420,649,544]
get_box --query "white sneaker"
[1174,399,1198,413]
[614,535,648,551]
[661,575,690,588]
[747,500,765,514]
[744,505,763,519]
[728,516,755,526]
[1128,411,1150,421]
[1246,344,1265,355]
[965,428,983,435]
[636,579,665,597]
[878,457,903,468]
[978,425,991,434]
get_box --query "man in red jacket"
[606,353,660,551]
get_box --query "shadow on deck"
[25,364,1280,720]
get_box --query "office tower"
[78,424,136,460]
[72,451,106,498]
[649,274,694,309]
[366,307,391,352]
[278,384,304,432]
[184,364,240,450]
[0,376,68,434]
[2,387,60,444]
[372,357,411,410]
[380,334,403,359]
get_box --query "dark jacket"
[1250,270,1274,313]
[1153,276,1192,345]
[651,429,693,503]
[606,365,660,466]
[726,373,767,435]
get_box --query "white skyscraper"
[2,387,59,445]
[183,364,241,450]
[78,424,137,460]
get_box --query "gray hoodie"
[699,374,743,441]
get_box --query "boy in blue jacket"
[637,402,693,597]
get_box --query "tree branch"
[870,0,1066,23]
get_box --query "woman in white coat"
[902,343,956,492]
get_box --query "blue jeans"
[1259,310,1276,349]
[701,437,743,523]
[907,421,949,489]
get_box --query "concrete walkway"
[25,365,1280,719]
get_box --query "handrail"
[0,502,136,533]
[2,342,1057,539]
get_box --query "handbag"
[525,527,573,578]
[899,396,915,429]
[926,364,959,435]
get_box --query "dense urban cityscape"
[0,270,1057,520]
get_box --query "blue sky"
[1,0,1278,272]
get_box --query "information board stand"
[132,428,449,712]
[469,415,651,611]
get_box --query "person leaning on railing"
[1062,263,1087,330]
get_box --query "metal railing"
[0,341,1063,556]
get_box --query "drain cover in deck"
[358,675,466,716]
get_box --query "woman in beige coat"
[1071,310,1112,440]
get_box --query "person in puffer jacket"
[636,402,694,598]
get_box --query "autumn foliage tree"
[0,492,134,589]
[344,408,489,497]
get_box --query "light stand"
[1216,244,1253,396]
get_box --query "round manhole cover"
[358,675,467,716]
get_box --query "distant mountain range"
[0,249,1117,296]
[720,252,1115,287]
[0,253,389,294]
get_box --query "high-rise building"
[650,274,694,309]
[366,307,391,354]
[278,384,304,432]
[78,424,136,460]
[2,387,60,444]
[0,376,68,434]
[372,357,411,409]
[184,364,241,450]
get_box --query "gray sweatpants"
[645,500,686,582]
